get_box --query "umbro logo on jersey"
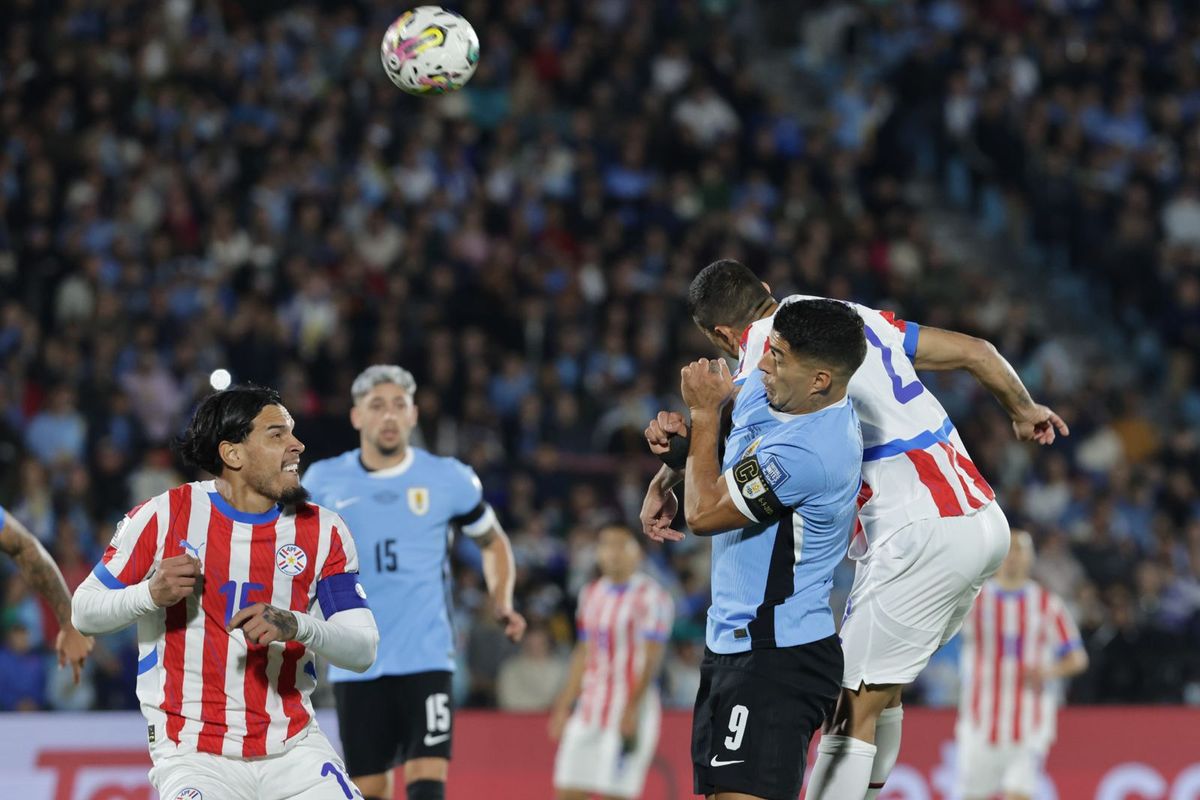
[276,544,308,576]
[709,755,745,767]
[333,497,362,510]
[423,732,450,746]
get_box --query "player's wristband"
[657,428,691,470]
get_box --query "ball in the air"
[380,6,480,95]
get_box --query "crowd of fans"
[0,0,1197,714]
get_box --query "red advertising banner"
[2,708,1198,799]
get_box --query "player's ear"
[812,368,833,394]
[349,404,363,431]
[218,440,243,471]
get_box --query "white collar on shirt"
[364,448,415,478]
[767,392,849,423]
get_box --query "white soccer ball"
[380,6,480,95]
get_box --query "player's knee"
[406,779,445,800]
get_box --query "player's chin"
[278,482,310,507]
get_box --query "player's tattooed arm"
[228,602,299,644]
[262,605,299,639]
[914,326,1069,445]
[1,513,74,627]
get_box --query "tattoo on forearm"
[263,605,298,640]
[16,544,73,626]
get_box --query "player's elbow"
[965,336,1000,374]
[345,626,380,674]
[70,589,106,637]
[684,504,725,536]
[1065,649,1089,676]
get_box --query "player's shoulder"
[634,571,671,599]
[303,450,363,480]
[421,449,481,484]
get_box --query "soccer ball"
[380,6,480,95]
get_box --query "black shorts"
[692,635,843,800]
[333,671,454,777]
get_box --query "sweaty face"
[241,404,308,505]
[595,527,641,579]
[352,383,418,457]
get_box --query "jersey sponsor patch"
[408,487,430,515]
[731,456,787,521]
[275,543,308,576]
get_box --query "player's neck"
[995,575,1028,591]
[361,443,409,471]
[606,571,635,586]
[755,298,779,321]
[212,478,277,515]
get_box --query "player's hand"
[228,603,299,645]
[548,703,570,741]
[55,625,94,685]
[149,554,203,607]
[1012,403,1069,445]
[680,358,734,413]
[495,606,526,642]
[1024,664,1048,692]
[619,705,639,741]
[640,481,684,543]
[644,410,688,456]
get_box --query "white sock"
[865,706,904,799]
[805,735,877,799]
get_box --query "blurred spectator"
[0,624,47,711]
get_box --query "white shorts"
[150,724,361,800]
[956,738,1041,798]
[553,696,661,799]
[841,502,1010,688]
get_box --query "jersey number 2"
[864,327,924,404]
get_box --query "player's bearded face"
[245,404,309,505]
[353,384,418,456]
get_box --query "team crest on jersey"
[408,487,430,515]
[276,544,308,576]
[173,790,203,800]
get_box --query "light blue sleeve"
[750,436,827,510]
[446,459,485,518]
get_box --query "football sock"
[407,779,446,800]
[805,735,876,799]
[865,706,904,799]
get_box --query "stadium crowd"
[0,0,1197,714]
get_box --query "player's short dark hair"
[177,385,283,476]
[687,259,772,331]
[773,299,867,379]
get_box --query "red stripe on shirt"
[196,510,234,754]
[906,449,964,516]
[117,513,160,585]
[957,451,996,501]
[320,525,347,579]
[616,584,645,728]
[279,507,319,739]
[938,443,985,511]
[162,486,192,744]
[1033,589,1050,732]
[241,520,278,757]
[988,594,1005,744]
[970,592,985,727]
[878,311,907,332]
[1012,592,1027,743]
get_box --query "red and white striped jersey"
[956,581,1083,749]
[88,481,360,758]
[574,573,673,729]
[736,295,995,556]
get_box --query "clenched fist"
[149,554,203,607]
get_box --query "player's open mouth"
[283,463,299,474]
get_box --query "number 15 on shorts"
[424,693,451,747]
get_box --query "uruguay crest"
[408,487,430,515]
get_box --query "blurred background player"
[71,386,378,800]
[642,262,1066,800]
[0,505,93,684]
[956,530,1087,800]
[549,523,673,800]
[303,365,526,800]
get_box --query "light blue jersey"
[707,369,864,654]
[303,448,494,681]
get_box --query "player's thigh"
[956,739,1005,800]
[693,640,841,800]
[397,670,455,763]
[333,676,404,779]
[554,715,618,793]
[262,729,363,800]
[151,751,256,800]
[1000,746,1040,799]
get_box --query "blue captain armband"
[316,572,369,618]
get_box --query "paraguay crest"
[408,487,430,515]
[276,543,308,576]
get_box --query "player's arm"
[1028,595,1089,690]
[680,359,755,535]
[548,640,589,740]
[230,523,379,672]
[72,500,201,636]
[453,469,527,641]
[619,592,673,739]
[912,326,1069,445]
[0,507,94,682]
